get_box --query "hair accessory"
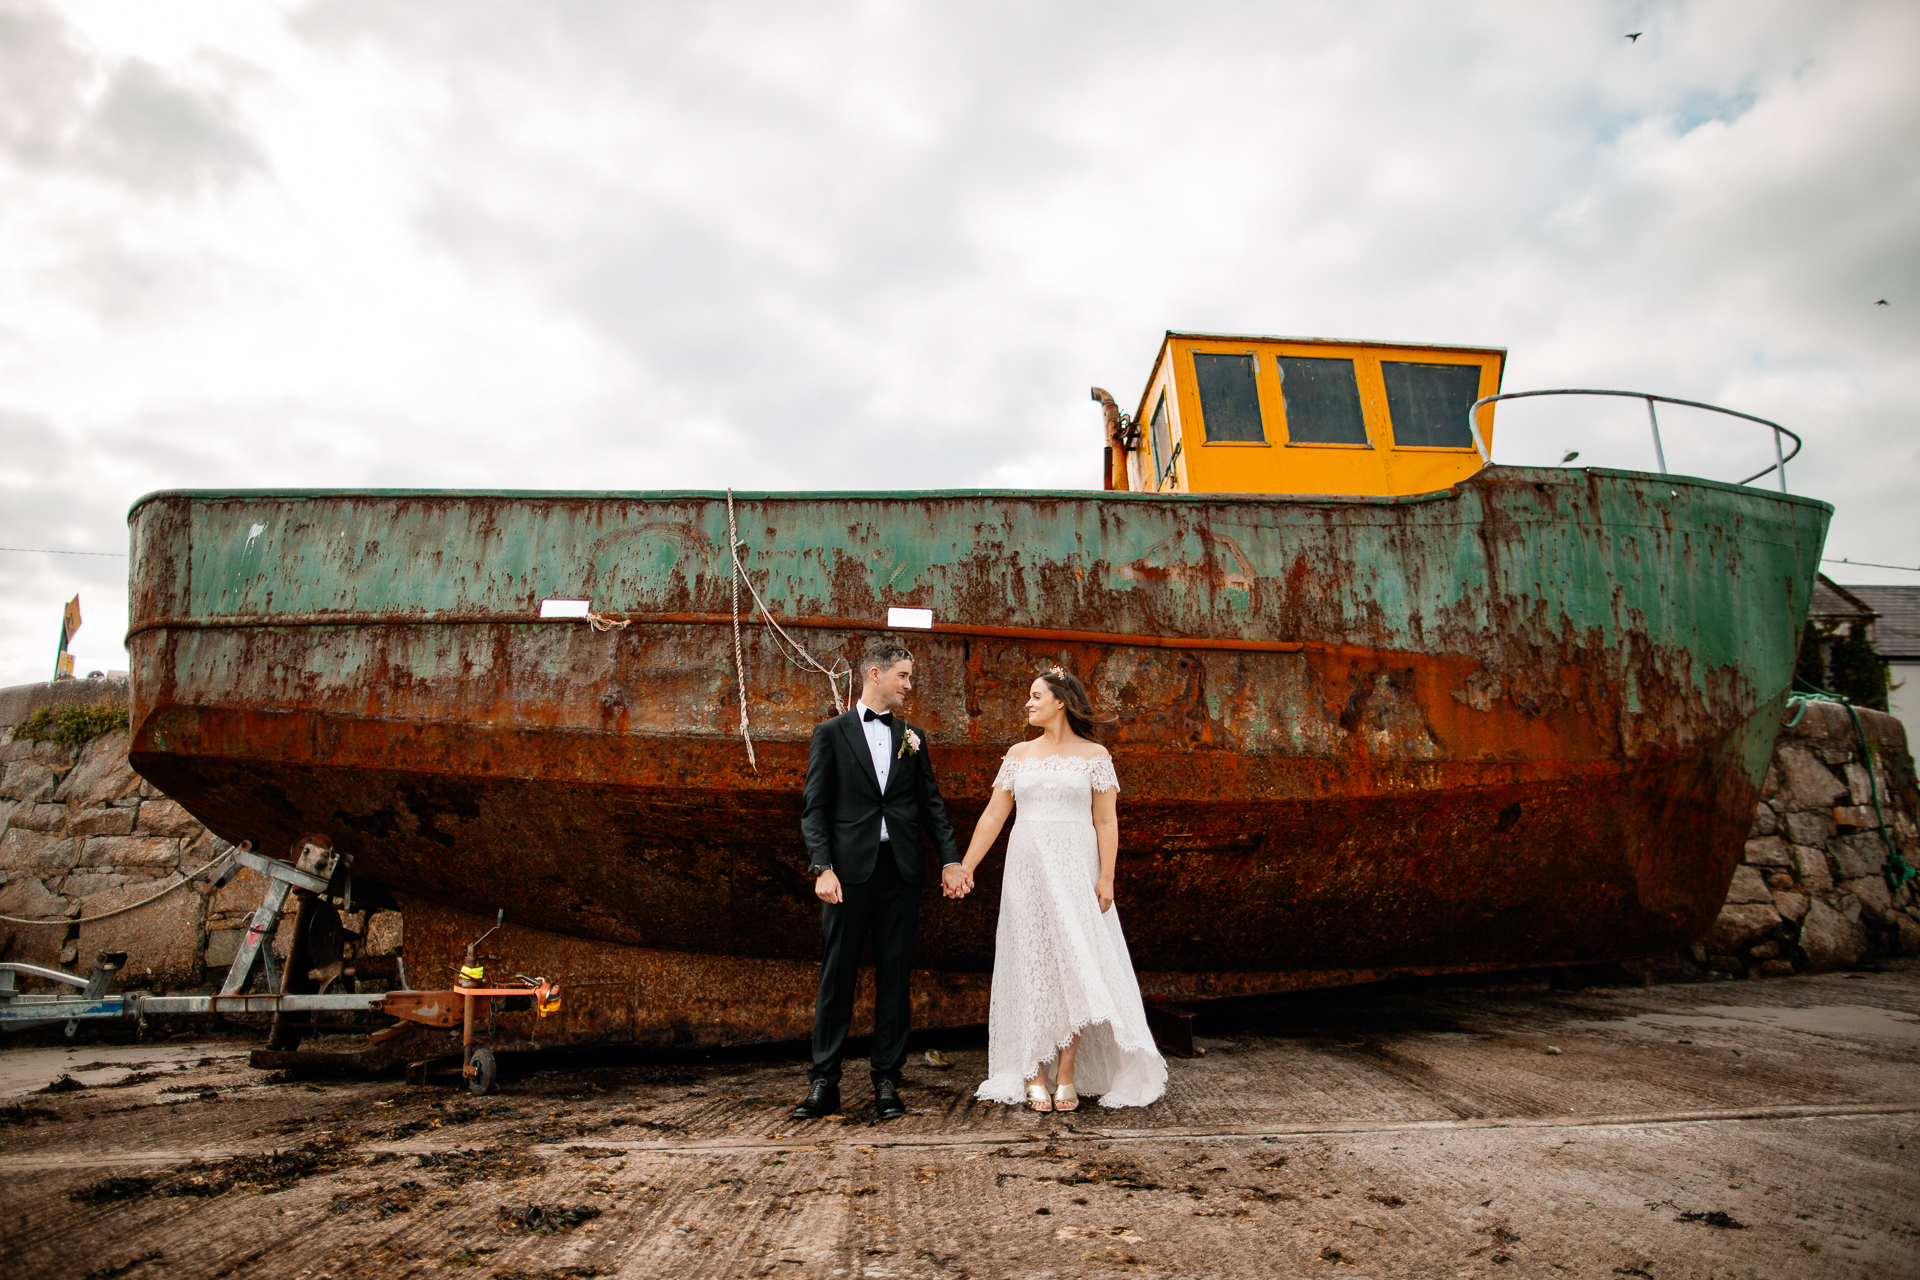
[1047,664,1066,677]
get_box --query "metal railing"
[1465,390,1802,492]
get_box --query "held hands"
[1095,876,1114,913]
[941,863,974,899]
[818,865,972,903]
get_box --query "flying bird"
[1560,450,1580,464]
[1625,32,1642,42]
[1876,299,1890,306]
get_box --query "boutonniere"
[899,728,921,758]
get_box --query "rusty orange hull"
[124,469,1830,1047]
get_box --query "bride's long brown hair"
[1035,667,1111,742]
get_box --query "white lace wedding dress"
[975,754,1168,1108]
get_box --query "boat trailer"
[0,837,560,1095]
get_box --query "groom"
[794,640,968,1120]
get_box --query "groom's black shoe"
[793,1082,840,1120]
[874,1080,907,1119]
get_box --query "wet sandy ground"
[2,964,1916,1280]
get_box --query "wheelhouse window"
[1192,352,1265,442]
[1276,356,1368,445]
[1382,361,1482,448]
[1148,391,1172,485]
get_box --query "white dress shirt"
[858,699,893,841]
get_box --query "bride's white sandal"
[1052,1083,1080,1112]
[1026,1083,1054,1112]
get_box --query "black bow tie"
[863,709,893,723]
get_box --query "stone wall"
[0,679,401,993]
[1701,700,1920,975]
[5,680,1919,994]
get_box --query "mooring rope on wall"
[746,585,854,714]
[729,525,853,713]
[724,489,853,774]
[0,848,237,926]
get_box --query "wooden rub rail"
[125,610,1308,654]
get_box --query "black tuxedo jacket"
[801,709,960,885]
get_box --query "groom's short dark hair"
[860,640,913,677]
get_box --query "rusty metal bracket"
[406,1055,461,1087]
[1158,438,1183,490]
[1145,1002,1201,1059]
[382,990,463,1028]
[380,981,557,1030]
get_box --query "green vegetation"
[1794,620,1827,691]
[1795,619,1893,713]
[1826,621,1891,711]
[13,701,130,747]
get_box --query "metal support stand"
[266,891,318,1051]
[221,841,337,996]
[2,839,560,1095]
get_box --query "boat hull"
[124,469,1829,1044]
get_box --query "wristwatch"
[809,863,832,877]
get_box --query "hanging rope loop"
[0,845,239,925]
[724,489,853,774]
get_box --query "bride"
[947,667,1167,1111]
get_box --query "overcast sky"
[1,0,1915,685]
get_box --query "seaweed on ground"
[1057,1157,1161,1190]
[219,1137,353,1192]
[80,1250,162,1280]
[70,1176,155,1204]
[415,1145,547,1187]
[497,1203,602,1235]
[156,1171,232,1198]
[68,1134,355,1207]
[330,1180,428,1219]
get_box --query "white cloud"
[0,0,1915,684]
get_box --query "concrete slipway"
[1,964,1915,1280]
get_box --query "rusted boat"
[123,333,1830,1051]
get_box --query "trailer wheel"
[467,1047,498,1096]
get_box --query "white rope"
[738,569,853,714]
[0,848,237,926]
[723,491,855,774]
[724,498,851,716]
[762,628,854,714]
[584,611,631,632]
[726,489,757,773]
